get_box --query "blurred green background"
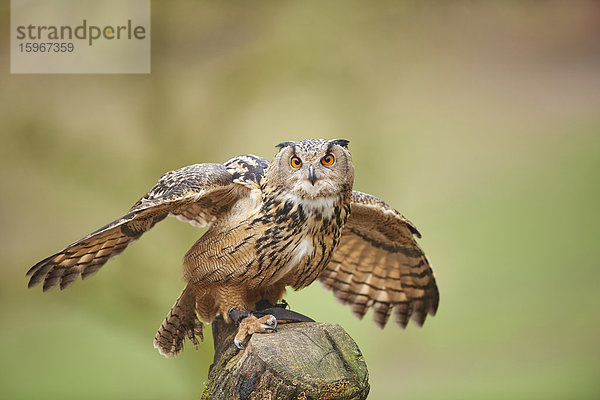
[1,1,599,399]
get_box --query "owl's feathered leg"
[154,285,204,357]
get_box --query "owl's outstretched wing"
[319,191,439,329]
[27,156,269,292]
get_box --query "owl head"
[267,139,355,199]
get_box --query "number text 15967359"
[18,42,74,53]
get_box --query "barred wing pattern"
[320,191,439,329]
[26,162,243,292]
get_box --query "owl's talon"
[263,315,278,331]
[233,314,278,349]
[261,318,277,331]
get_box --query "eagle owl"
[27,139,439,356]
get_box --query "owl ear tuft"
[330,139,349,148]
[275,141,294,149]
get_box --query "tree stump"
[202,318,370,399]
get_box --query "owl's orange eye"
[320,153,335,166]
[290,156,302,169]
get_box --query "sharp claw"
[234,339,245,350]
[260,324,277,332]
[259,315,277,331]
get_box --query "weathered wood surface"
[202,318,370,399]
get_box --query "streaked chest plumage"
[250,185,351,289]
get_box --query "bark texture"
[202,318,370,399]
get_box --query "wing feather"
[27,162,254,291]
[320,190,439,329]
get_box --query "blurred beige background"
[1,1,599,399]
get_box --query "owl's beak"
[308,165,316,185]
